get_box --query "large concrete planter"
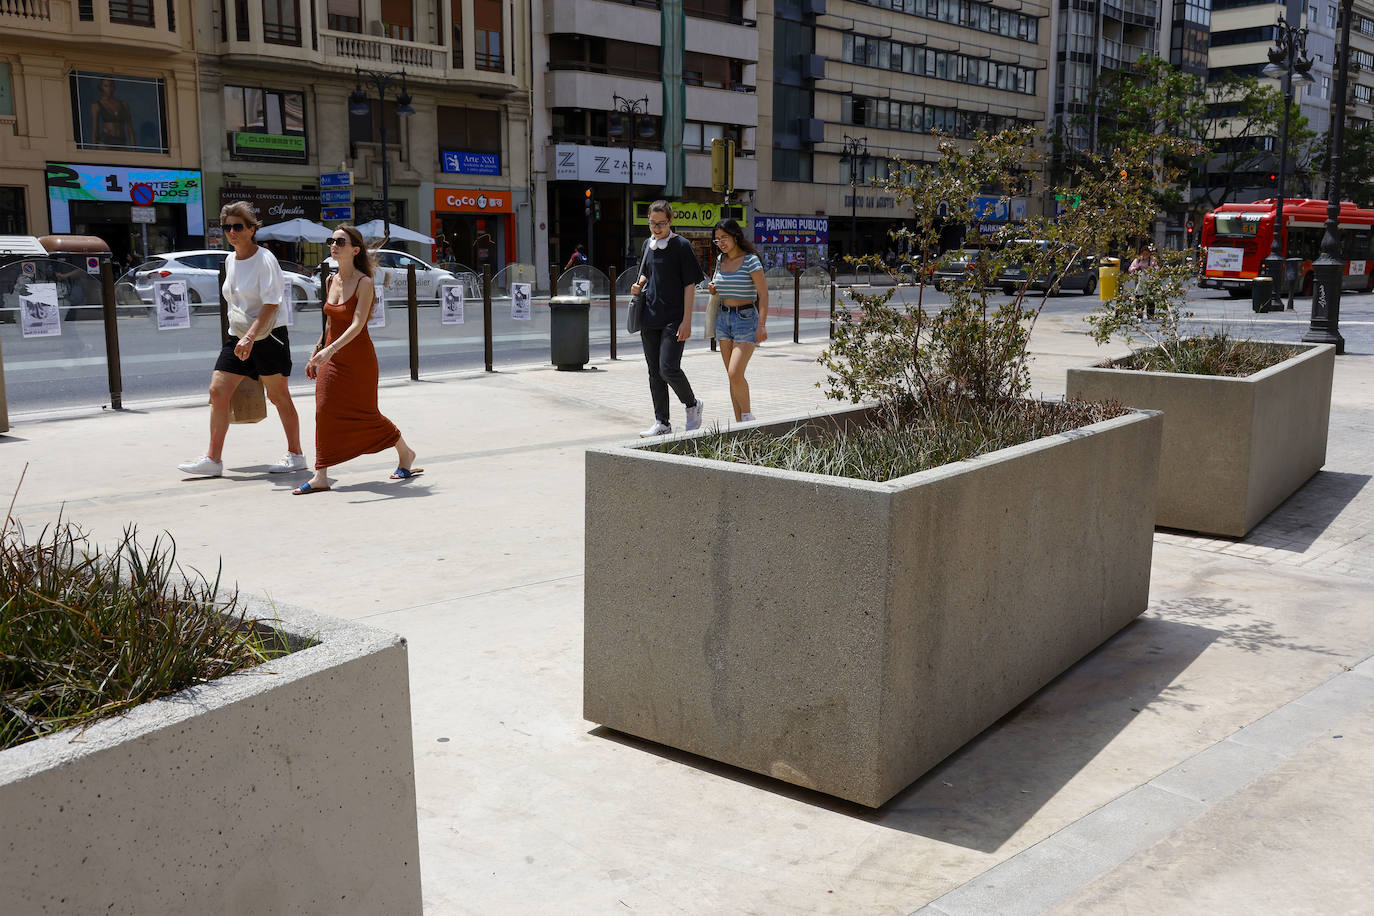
[1066,342,1334,538]
[0,599,422,916]
[584,405,1163,808]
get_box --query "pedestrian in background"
[176,201,305,479]
[1129,241,1155,276]
[564,244,588,271]
[708,218,768,422]
[630,200,705,437]
[293,224,422,494]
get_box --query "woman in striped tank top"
[708,218,770,422]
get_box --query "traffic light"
[594,201,602,221]
[1269,172,1278,182]
[1119,170,1128,181]
[584,188,592,217]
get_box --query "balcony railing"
[0,0,51,19]
[322,29,445,75]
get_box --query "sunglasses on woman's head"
[224,223,248,233]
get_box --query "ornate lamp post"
[840,135,869,270]
[1261,16,1314,311]
[611,94,652,265]
[1304,0,1353,354]
[349,68,415,241]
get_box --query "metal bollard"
[407,263,419,381]
[608,266,618,360]
[829,267,837,339]
[793,271,801,344]
[100,261,123,410]
[218,263,229,343]
[483,265,494,372]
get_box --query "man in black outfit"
[631,200,706,436]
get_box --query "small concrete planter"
[1066,342,1335,538]
[584,405,1163,808]
[0,599,422,916]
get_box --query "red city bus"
[1199,198,1374,298]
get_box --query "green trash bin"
[549,295,590,370]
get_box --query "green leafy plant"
[1,493,294,751]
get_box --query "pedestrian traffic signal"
[594,201,602,221]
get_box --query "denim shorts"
[715,306,758,343]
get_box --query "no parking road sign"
[129,183,155,206]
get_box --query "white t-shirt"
[222,247,287,339]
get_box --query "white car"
[116,249,321,310]
[326,249,459,300]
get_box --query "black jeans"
[640,324,696,425]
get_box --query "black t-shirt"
[642,235,705,329]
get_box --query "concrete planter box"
[0,600,422,916]
[584,405,1163,808]
[1066,342,1335,538]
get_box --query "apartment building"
[754,0,1053,268]
[196,0,531,270]
[0,0,203,259]
[1053,0,1161,156]
[530,0,761,279]
[1349,1,1374,130]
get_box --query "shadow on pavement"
[1243,470,1372,553]
[591,613,1222,852]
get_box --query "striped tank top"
[712,253,763,301]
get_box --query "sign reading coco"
[433,188,514,214]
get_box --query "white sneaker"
[640,421,672,437]
[740,413,756,421]
[268,452,307,473]
[685,399,705,431]
[177,455,223,477]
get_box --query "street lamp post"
[612,94,650,266]
[349,68,415,241]
[841,135,868,274]
[1304,0,1354,354]
[1261,17,1314,311]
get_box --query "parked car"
[931,248,990,291]
[997,240,1098,296]
[115,250,321,311]
[326,249,459,300]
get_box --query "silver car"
[326,249,459,300]
[116,249,321,310]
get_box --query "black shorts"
[214,328,292,379]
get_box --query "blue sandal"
[390,467,424,480]
[292,481,331,495]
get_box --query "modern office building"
[529,0,760,279]
[754,0,1053,267]
[195,0,532,271]
[0,0,204,259]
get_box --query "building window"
[850,0,1038,43]
[70,72,169,153]
[451,0,464,66]
[235,0,249,39]
[349,98,403,146]
[108,0,155,26]
[78,0,93,20]
[843,31,1036,95]
[380,0,412,41]
[328,0,361,33]
[683,0,745,24]
[225,86,307,161]
[262,0,301,44]
[0,187,26,234]
[773,149,812,182]
[437,106,502,155]
[475,0,504,71]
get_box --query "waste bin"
[1251,275,1275,313]
[549,295,590,370]
[1098,257,1121,301]
[0,331,8,433]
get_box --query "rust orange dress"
[314,291,400,469]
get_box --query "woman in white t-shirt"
[176,201,306,478]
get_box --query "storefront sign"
[232,132,307,160]
[753,216,829,245]
[218,187,322,222]
[433,188,514,214]
[442,151,501,175]
[972,196,1027,222]
[633,201,746,229]
[46,163,203,235]
[554,144,666,186]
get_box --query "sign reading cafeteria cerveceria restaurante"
[217,187,322,222]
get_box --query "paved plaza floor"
[3,293,1373,914]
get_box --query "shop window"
[70,72,169,154]
[451,0,463,66]
[263,0,301,44]
[328,0,361,33]
[225,85,307,161]
[381,0,412,41]
[437,106,502,155]
[474,0,503,71]
[108,0,155,26]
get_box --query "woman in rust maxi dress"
[294,224,422,495]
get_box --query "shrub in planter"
[584,131,1183,806]
[1070,254,1335,537]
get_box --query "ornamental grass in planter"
[585,130,1182,807]
[1069,252,1336,537]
